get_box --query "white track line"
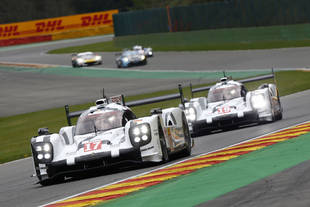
[2,61,307,73]
[41,120,310,207]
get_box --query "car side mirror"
[150,108,162,115]
[38,127,50,136]
[179,104,185,110]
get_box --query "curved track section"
[0,90,310,207]
[1,36,310,207]
[1,36,310,117]
[2,37,310,70]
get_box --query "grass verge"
[49,23,310,54]
[1,70,310,164]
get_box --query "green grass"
[49,23,310,54]
[1,71,310,164]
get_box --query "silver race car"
[31,95,191,185]
[133,45,153,57]
[115,50,147,68]
[72,52,102,67]
[184,77,283,136]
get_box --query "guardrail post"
[64,105,72,126]
[178,84,185,107]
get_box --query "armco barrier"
[64,71,275,126]
[0,9,118,46]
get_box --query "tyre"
[39,175,64,186]
[38,166,64,186]
[158,119,169,162]
[181,113,191,156]
[276,111,283,120]
[116,61,122,68]
[142,59,147,65]
[160,137,169,163]
[276,100,283,120]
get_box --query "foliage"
[0,0,222,24]
[49,23,310,53]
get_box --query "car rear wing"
[65,69,276,126]
[64,85,186,126]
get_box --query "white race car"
[133,45,153,57]
[72,52,102,67]
[184,77,283,136]
[31,95,191,185]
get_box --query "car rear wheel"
[142,59,147,65]
[116,61,122,68]
[276,110,283,120]
[181,114,191,157]
[160,138,169,163]
[72,62,78,68]
[158,120,169,163]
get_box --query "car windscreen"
[76,110,124,135]
[122,51,138,57]
[78,53,94,58]
[208,85,241,103]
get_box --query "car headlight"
[32,142,53,163]
[185,107,197,122]
[251,94,267,109]
[122,57,129,62]
[77,58,83,64]
[129,123,152,147]
[95,56,101,61]
[140,55,145,60]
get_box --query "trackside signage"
[0,9,118,46]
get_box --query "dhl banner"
[0,9,118,46]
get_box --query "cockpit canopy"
[208,84,242,103]
[76,110,125,135]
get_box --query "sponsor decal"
[217,106,231,114]
[0,25,20,37]
[0,9,118,46]
[84,140,102,152]
[35,20,64,33]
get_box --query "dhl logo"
[0,9,118,41]
[81,14,112,26]
[36,20,64,32]
[0,25,20,37]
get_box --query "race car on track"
[115,50,147,68]
[31,95,191,185]
[183,77,283,136]
[71,52,102,67]
[133,45,153,57]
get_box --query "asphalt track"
[0,89,309,207]
[2,35,310,117]
[1,36,310,207]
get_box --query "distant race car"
[115,50,147,68]
[72,52,102,67]
[183,77,283,136]
[31,95,191,185]
[133,45,153,57]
